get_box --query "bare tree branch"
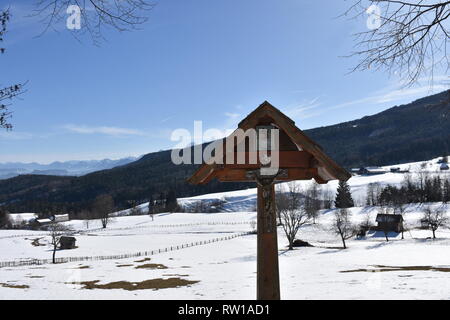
[276,183,311,250]
[345,0,450,86]
[1,9,25,130]
[30,0,156,45]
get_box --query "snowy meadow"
[1,157,450,299]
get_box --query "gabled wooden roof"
[188,101,351,184]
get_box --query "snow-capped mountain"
[0,157,139,179]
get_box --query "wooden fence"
[0,221,252,240]
[0,231,253,268]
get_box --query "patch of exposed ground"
[134,258,151,263]
[116,264,134,267]
[26,276,44,278]
[135,263,168,270]
[74,265,90,269]
[341,265,450,273]
[0,283,29,289]
[30,238,46,247]
[67,278,199,291]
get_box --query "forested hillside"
[1,90,448,214]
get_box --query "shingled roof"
[188,101,351,184]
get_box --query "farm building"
[8,213,37,228]
[51,214,70,223]
[28,214,70,229]
[390,167,410,173]
[375,214,403,233]
[351,167,388,176]
[59,236,76,250]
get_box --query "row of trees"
[367,174,450,207]
[276,181,355,250]
[0,187,183,230]
[277,177,449,250]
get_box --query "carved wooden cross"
[188,101,350,300]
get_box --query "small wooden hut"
[375,214,403,233]
[59,236,76,250]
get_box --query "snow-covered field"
[175,156,450,211]
[1,156,450,299]
[1,203,450,299]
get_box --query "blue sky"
[1,0,448,163]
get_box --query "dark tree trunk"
[288,238,294,250]
[52,245,56,264]
[340,235,347,249]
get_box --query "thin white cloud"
[330,84,449,111]
[374,85,449,104]
[284,97,322,120]
[160,116,174,123]
[0,131,35,140]
[224,112,240,119]
[62,124,145,137]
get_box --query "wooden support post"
[256,177,280,300]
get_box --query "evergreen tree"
[443,179,450,204]
[165,190,178,212]
[0,207,11,229]
[334,180,354,208]
[148,194,154,220]
[148,194,154,213]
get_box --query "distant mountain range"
[0,157,139,180]
[0,89,449,213]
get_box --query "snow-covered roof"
[36,218,52,224]
[53,214,69,222]
[9,213,37,224]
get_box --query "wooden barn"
[375,214,403,233]
[59,236,76,250]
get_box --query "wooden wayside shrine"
[188,101,351,300]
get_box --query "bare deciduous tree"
[305,182,321,224]
[322,186,334,210]
[148,201,155,221]
[346,1,450,86]
[332,208,356,249]
[48,222,69,263]
[32,0,155,44]
[422,205,448,239]
[92,194,114,228]
[1,9,25,130]
[360,210,374,233]
[393,200,407,239]
[276,183,311,250]
[250,219,257,234]
[79,209,93,229]
[129,200,143,216]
